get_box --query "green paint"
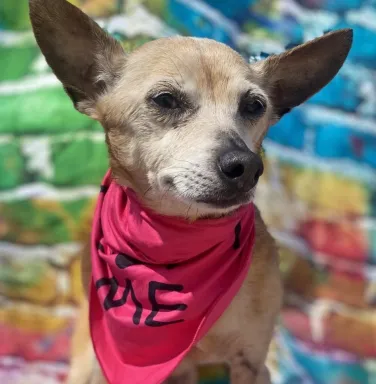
[0,261,45,288]
[0,198,93,245]
[0,0,31,31]
[0,44,39,81]
[0,87,101,135]
[120,35,156,52]
[0,140,24,190]
[51,139,108,186]
[144,0,167,17]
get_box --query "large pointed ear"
[29,0,126,117]
[255,29,353,119]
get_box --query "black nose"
[218,149,263,190]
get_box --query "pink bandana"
[89,171,256,384]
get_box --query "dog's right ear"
[29,0,126,117]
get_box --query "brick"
[0,321,72,362]
[69,0,116,18]
[369,227,376,264]
[0,1,31,30]
[299,219,368,262]
[285,257,374,309]
[279,18,305,47]
[277,330,373,383]
[0,140,24,190]
[0,197,97,245]
[0,136,108,190]
[203,0,257,22]
[282,308,376,359]
[0,306,72,333]
[281,164,370,216]
[267,109,306,149]
[296,0,366,12]
[0,44,39,82]
[308,70,363,113]
[162,0,237,47]
[0,259,59,305]
[313,123,376,169]
[0,87,101,135]
[335,22,376,69]
[371,190,376,218]
[50,139,108,186]
[68,256,84,304]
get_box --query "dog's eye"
[240,97,266,118]
[152,93,179,109]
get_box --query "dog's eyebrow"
[151,79,184,92]
[240,88,268,104]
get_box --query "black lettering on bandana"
[115,253,143,269]
[96,277,142,324]
[100,185,108,193]
[233,222,241,250]
[145,282,188,327]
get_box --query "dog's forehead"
[123,37,258,92]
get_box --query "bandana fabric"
[89,171,256,384]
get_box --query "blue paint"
[335,22,376,69]
[297,0,366,13]
[308,73,363,113]
[203,0,257,21]
[267,109,306,149]
[167,0,237,46]
[313,123,376,168]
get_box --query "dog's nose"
[218,149,263,190]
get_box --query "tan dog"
[29,1,352,383]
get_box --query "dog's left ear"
[255,29,353,120]
[29,0,126,117]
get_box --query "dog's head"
[29,0,352,218]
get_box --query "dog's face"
[29,0,352,218]
[103,38,269,216]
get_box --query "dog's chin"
[196,193,253,209]
[164,186,254,217]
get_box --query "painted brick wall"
[0,1,375,383]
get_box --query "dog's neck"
[97,179,254,265]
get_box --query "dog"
[28,1,352,383]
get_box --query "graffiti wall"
[0,0,375,383]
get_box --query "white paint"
[308,299,333,343]
[0,184,98,201]
[347,7,376,32]
[0,31,33,46]
[263,139,376,187]
[0,135,13,144]
[281,0,338,41]
[305,105,376,135]
[106,5,176,38]
[0,74,59,95]
[30,54,50,73]
[0,242,80,262]
[0,299,76,317]
[21,137,53,179]
[56,272,70,296]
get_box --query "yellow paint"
[0,266,58,305]
[0,306,72,333]
[283,167,368,216]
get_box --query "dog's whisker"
[143,186,152,197]
[185,202,193,220]
[169,156,199,168]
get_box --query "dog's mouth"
[164,181,254,210]
[195,192,253,209]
